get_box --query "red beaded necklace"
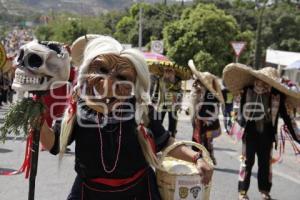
[97,113,122,174]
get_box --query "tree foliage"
[28,0,300,72]
[114,3,184,46]
[35,13,118,44]
[262,3,300,52]
[163,3,244,75]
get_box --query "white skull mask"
[12,40,70,92]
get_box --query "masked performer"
[156,67,183,137]
[223,63,300,200]
[188,60,224,165]
[222,82,234,134]
[40,35,213,200]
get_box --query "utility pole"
[138,1,143,50]
[164,0,167,5]
[253,0,268,69]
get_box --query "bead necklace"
[97,113,122,174]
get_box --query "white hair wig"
[60,36,158,166]
[77,36,151,123]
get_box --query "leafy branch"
[0,98,46,142]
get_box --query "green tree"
[114,3,184,47]
[61,21,87,44]
[35,25,54,41]
[163,3,242,75]
[262,3,300,52]
[102,10,127,34]
[114,16,137,44]
[35,13,113,44]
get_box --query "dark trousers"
[238,122,273,193]
[160,108,178,137]
[223,103,233,132]
[192,120,215,161]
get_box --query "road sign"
[0,43,7,69]
[151,40,164,54]
[231,41,246,57]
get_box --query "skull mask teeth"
[12,40,70,92]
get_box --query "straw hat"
[223,63,300,106]
[71,34,100,67]
[148,60,192,80]
[188,60,224,103]
[1,57,13,73]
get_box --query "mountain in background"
[0,0,164,16]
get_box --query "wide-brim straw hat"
[188,60,224,103]
[148,60,192,80]
[1,57,13,73]
[223,63,300,106]
[71,34,100,67]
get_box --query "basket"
[156,141,214,200]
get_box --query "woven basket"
[156,141,213,200]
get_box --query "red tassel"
[282,125,300,154]
[0,132,33,178]
[139,124,156,153]
[274,125,300,164]
[192,119,201,144]
[67,98,77,123]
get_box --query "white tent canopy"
[266,49,300,67]
[266,49,300,84]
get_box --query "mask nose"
[103,76,115,97]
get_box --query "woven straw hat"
[1,57,13,73]
[223,63,300,106]
[148,60,192,80]
[71,34,100,67]
[188,60,224,103]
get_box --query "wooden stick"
[28,97,44,200]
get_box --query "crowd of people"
[1,26,34,57]
[1,33,300,200]
[143,50,300,200]
[0,27,34,107]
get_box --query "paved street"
[1,103,300,200]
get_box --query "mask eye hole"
[17,49,24,63]
[26,53,43,68]
[47,43,61,54]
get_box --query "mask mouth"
[80,82,120,112]
[13,70,52,85]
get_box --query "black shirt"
[197,90,220,131]
[50,98,170,179]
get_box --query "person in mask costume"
[40,35,213,200]
[223,63,300,200]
